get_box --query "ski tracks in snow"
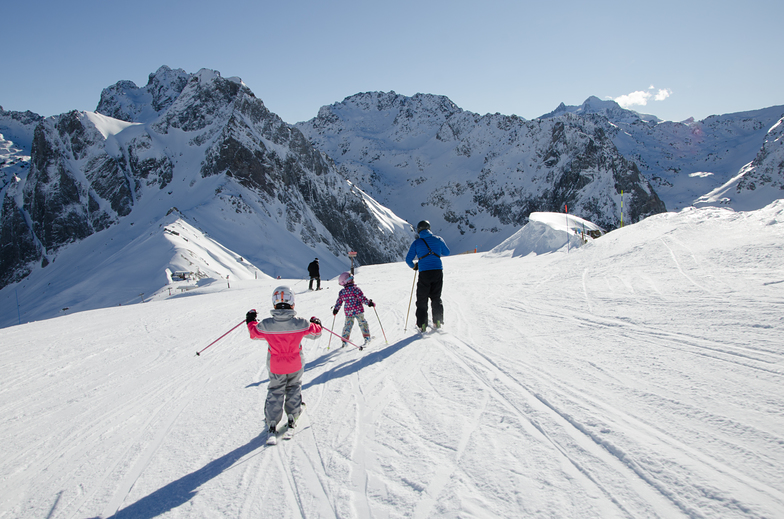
[431,327,779,518]
[430,329,673,517]
[440,285,784,518]
[100,346,251,518]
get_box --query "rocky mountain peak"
[0,67,414,293]
[540,96,659,125]
[95,65,190,123]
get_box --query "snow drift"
[490,212,605,257]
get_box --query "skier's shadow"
[101,337,416,518]
[302,335,417,390]
[100,433,267,519]
[244,336,417,390]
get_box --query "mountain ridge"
[297,90,667,252]
[297,90,783,252]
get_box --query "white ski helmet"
[272,286,295,308]
[338,272,354,286]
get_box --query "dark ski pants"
[265,367,303,428]
[415,269,444,328]
[309,276,320,290]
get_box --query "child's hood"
[270,308,297,320]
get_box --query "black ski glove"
[413,262,418,271]
[246,309,257,323]
[332,308,339,316]
[368,300,376,307]
[310,316,322,326]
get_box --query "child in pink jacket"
[246,286,321,441]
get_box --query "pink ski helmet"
[338,272,354,286]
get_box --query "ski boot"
[266,424,278,445]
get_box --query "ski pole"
[327,311,337,350]
[404,268,417,331]
[372,306,388,344]
[196,320,245,356]
[321,325,363,350]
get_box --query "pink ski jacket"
[247,308,322,374]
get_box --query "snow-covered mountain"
[297,93,784,254]
[540,95,662,124]
[0,68,414,315]
[543,96,784,212]
[0,106,40,201]
[694,116,784,210]
[297,92,665,254]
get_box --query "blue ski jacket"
[405,230,451,272]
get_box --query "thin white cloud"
[654,88,672,101]
[614,87,672,108]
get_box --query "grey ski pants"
[265,366,304,428]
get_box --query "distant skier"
[406,220,451,332]
[308,258,321,291]
[246,286,322,442]
[332,272,375,347]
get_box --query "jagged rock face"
[298,92,665,251]
[0,108,43,285]
[0,69,413,289]
[95,65,190,123]
[736,117,784,193]
[0,194,39,285]
[22,112,122,257]
[520,118,664,228]
[194,79,408,265]
[1,106,41,190]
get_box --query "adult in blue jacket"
[405,220,451,332]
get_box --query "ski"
[266,403,306,444]
[415,323,443,336]
[283,404,306,440]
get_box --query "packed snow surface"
[1,202,783,518]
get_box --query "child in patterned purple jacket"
[332,272,375,347]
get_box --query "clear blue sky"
[3,0,782,124]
